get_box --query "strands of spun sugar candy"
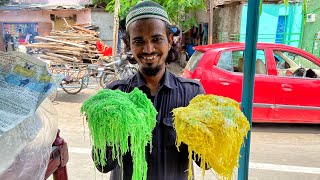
[81,88,157,180]
[172,94,250,180]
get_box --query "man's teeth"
[143,55,157,60]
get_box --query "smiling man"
[129,18,170,92]
[93,1,205,180]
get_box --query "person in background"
[18,29,25,44]
[117,20,126,54]
[24,31,32,44]
[92,1,205,180]
[31,31,39,43]
[0,37,4,52]
[171,25,182,60]
[171,25,181,44]
[274,55,285,69]
[4,30,14,52]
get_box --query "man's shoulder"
[169,72,202,87]
[105,78,130,90]
[168,71,205,96]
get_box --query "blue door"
[275,16,287,44]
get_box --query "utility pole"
[209,0,213,44]
[112,0,120,57]
[238,0,261,179]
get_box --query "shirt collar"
[133,69,177,89]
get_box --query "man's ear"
[168,34,173,47]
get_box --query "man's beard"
[141,65,162,76]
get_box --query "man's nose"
[143,42,155,54]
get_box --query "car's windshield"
[185,51,204,71]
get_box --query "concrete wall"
[196,0,210,23]
[90,9,114,47]
[194,1,242,44]
[212,3,242,43]
[12,0,91,4]
[240,3,303,47]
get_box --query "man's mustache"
[140,52,159,56]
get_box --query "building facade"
[192,0,304,48]
[240,2,303,48]
[0,1,92,51]
[0,0,115,51]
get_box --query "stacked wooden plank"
[25,24,103,63]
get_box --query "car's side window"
[217,51,234,72]
[217,50,267,75]
[273,50,320,78]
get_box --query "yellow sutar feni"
[172,94,250,180]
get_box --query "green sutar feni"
[81,88,157,180]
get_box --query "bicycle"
[45,53,138,101]
[46,62,99,102]
[49,62,88,95]
[98,55,138,88]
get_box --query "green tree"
[92,0,113,7]
[0,0,10,6]
[93,0,206,31]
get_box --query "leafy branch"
[0,0,10,6]
[94,0,206,31]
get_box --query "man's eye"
[153,38,162,42]
[133,40,143,44]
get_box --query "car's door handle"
[218,78,230,85]
[281,84,292,91]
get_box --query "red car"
[183,42,320,123]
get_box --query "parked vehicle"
[98,54,138,88]
[47,62,99,97]
[183,42,320,123]
[45,53,138,101]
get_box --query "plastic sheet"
[0,51,61,179]
[0,98,58,180]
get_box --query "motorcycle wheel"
[99,71,117,88]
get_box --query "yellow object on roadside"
[172,94,250,180]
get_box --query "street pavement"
[49,81,320,180]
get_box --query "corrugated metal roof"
[0,3,86,11]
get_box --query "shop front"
[2,22,39,50]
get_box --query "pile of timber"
[25,24,103,63]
